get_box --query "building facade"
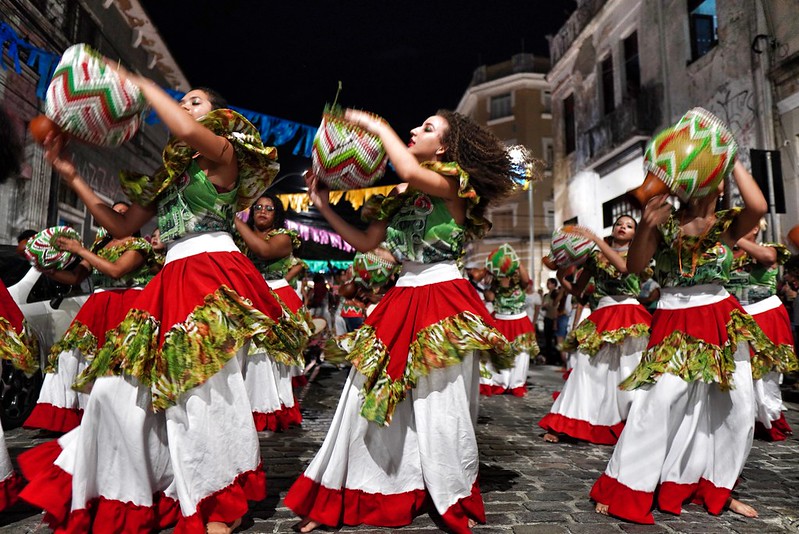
[548,0,792,241]
[456,53,555,289]
[0,0,188,245]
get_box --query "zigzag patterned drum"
[644,107,737,201]
[24,226,82,271]
[543,227,595,270]
[353,248,398,289]
[45,43,147,147]
[486,243,520,277]
[312,111,388,190]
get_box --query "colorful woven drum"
[312,110,388,190]
[24,226,82,270]
[543,227,595,270]
[486,243,520,277]
[353,248,399,289]
[45,43,147,147]
[644,107,737,202]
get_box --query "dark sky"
[140,1,576,183]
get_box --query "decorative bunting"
[0,20,61,100]
[304,260,352,273]
[277,184,395,213]
[285,220,355,252]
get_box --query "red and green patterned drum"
[312,109,388,190]
[45,43,147,147]
[543,227,595,270]
[24,226,82,270]
[644,107,737,201]
[353,248,398,289]
[486,243,520,277]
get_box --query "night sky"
[140,1,577,181]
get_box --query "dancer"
[727,223,798,440]
[285,109,519,533]
[591,159,769,523]
[24,201,156,433]
[538,216,651,444]
[19,76,303,533]
[235,192,311,431]
[480,247,539,397]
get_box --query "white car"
[1,246,90,428]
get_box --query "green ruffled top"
[91,237,156,288]
[726,243,791,305]
[584,249,640,298]
[240,228,301,281]
[490,273,526,315]
[361,161,490,263]
[653,208,740,288]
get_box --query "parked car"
[0,245,90,428]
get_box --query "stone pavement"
[2,364,798,533]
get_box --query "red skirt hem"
[0,472,23,512]
[538,413,624,445]
[755,413,793,441]
[292,374,308,388]
[23,403,83,433]
[590,473,655,524]
[479,384,527,397]
[253,403,302,431]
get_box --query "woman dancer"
[727,223,798,440]
[591,160,769,523]
[285,109,518,533]
[538,216,651,444]
[19,77,303,533]
[24,202,156,433]
[235,192,311,431]
[480,250,539,397]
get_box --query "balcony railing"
[548,0,607,66]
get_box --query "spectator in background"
[638,269,660,313]
[541,277,560,364]
[525,280,542,334]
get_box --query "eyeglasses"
[253,205,275,212]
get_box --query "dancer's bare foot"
[728,498,758,518]
[543,432,560,443]
[295,518,321,533]
[467,518,477,528]
[595,502,609,515]
[206,517,242,534]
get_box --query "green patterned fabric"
[512,331,540,356]
[47,322,96,373]
[0,317,40,374]
[239,228,301,281]
[324,311,512,426]
[91,237,155,288]
[156,160,238,244]
[120,108,279,212]
[620,309,771,390]
[490,273,526,315]
[74,285,311,411]
[584,249,641,298]
[361,161,490,263]
[653,208,740,287]
[726,243,791,305]
[562,320,650,356]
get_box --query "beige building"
[548,0,792,242]
[456,53,555,289]
[0,0,188,245]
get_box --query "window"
[601,56,615,114]
[563,94,575,154]
[563,216,578,227]
[489,94,512,120]
[542,90,552,114]
[542,138,554,170]
[623,32,640,98]
[602,194,641,228]
[688,0,718,61]
[64,0,100,47]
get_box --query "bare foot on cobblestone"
[728,498,758,518]
[595,503,609,515]
[543,433,560,443]
[207,517,242,534]
[295,518,321,532]
[468,518,477,528]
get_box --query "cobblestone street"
[2,364,798,533]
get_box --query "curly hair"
[0,108,23,184]
[247,192,286,230]
[436,110,516,220]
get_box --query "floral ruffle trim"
[512,331,540,356]
[247,299,313,368]
[561,320,650,356]
[74,285,305,411]
[0,317,40,374]
[46,322,97,373]
[120,109,279,211]
[360,161,491,240]
[620,309,769,391]
[325,311,511,426]
[751,339,799,379]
